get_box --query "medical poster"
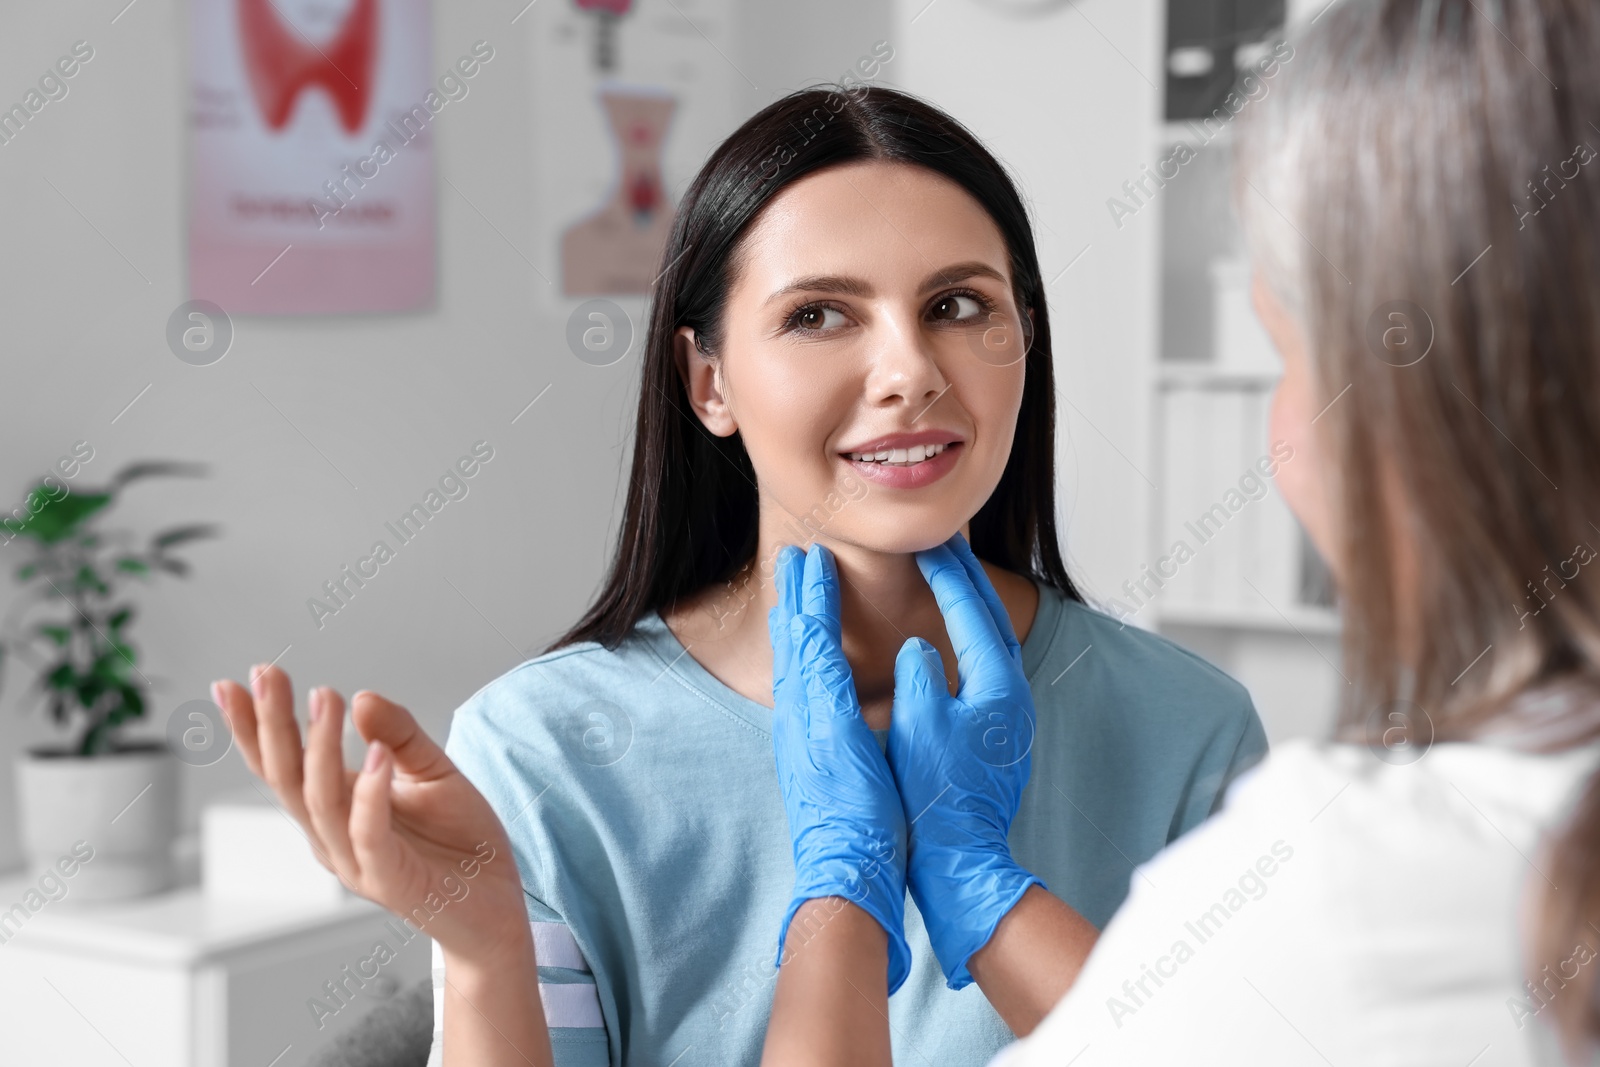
[532,0,739,312]
[559,83,677,296]
[188,0,436,314]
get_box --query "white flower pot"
[15,742,178,902]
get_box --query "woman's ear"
[673,326,738,436]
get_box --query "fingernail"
[308,687,322,724]
[364,740,384,772]
[210,680,224,709]
[250,663,265,696]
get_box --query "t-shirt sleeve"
[430,674,615,1067]
[1212,698,1269,815]
[1173,680,1270,839]
[426,893,612,1067]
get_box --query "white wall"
[887,0,1164,608]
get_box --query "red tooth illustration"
[237,0,379,133]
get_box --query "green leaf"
[75,564,110,595]
[108,686,144,724]
[45,662,77,691]
[75,674,106,710]
[5,491,112,545]
[15,562,37,580]
[88,650,132,686]
[110,461,208,490]
[114,558,150,575]
[37,624,71,646]
[108,607,133,631]
[152,523,220,549]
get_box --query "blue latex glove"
[889,532,1045,990]
[768,542,912,995]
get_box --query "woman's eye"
[792,305,848,331]
[930,294,986,322]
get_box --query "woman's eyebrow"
[919,261,1009,291]
[764,261,1009,307]
[765,274,874,306]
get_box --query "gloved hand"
[768,542,912,995]
[889,532,1045,990]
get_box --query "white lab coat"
[990,727,1599,1067]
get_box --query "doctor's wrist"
[781,857,911,992]
[909,852,1043,990]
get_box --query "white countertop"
[0,870,389,967]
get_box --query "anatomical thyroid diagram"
[236,0,378,134]
[189,0,436,314]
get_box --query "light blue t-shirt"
[444,582,1267,1066]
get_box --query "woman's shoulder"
[444,614,673,757]
[1029,587,1255,721]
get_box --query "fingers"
[214,678,262,778]
[250,665,315,826]
[303,686,359,876]
[946,533,1022,668]
[915,544,1013,699]
[775,543,805,627]
[214,666,341,876]
[892,637,943,710]
[767,603,793,694]
[887,637,944,775]
[347,690,455,781]
[769,545,805,691]
[791,611,862,726]
[801,542,842,637]
[348,739,403,895]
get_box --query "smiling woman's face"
[676,160,1029,555]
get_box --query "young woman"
[760,1,1600,1065]
[211,86,1269,1065]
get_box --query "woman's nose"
[860,313,949,409]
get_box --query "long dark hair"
[1236,0,1600,1057]
[548,85,1081,653]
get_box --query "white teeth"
[847,442,951,466]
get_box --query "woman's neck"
[662,519,1040,731]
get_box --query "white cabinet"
[0,873,430,1066]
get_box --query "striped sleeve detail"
[540,978,604,1028]
[532,920,589,972]
[534,911,610,1066]
[426,919,612,1067]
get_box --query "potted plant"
[1,461,217,901]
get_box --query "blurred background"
[0,0,1338,1062]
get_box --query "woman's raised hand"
[889,532,1045,990]
[212,665,530,968]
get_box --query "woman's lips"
[842,441,962,489]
